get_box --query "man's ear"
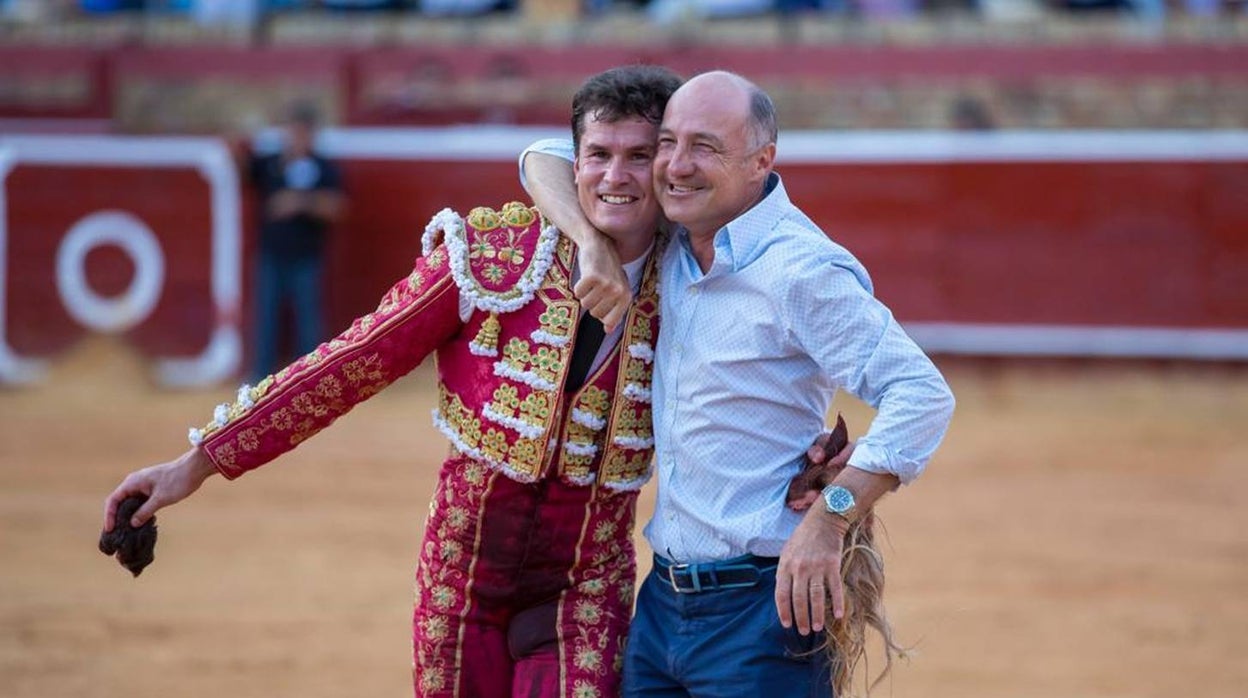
[753,142,776,178]
[572,155,581,184]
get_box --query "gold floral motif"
[462,462,486,486]
[343,354,385,387]
[561,453,594,484]
[572,599,604,625]
[270,408,293,431]
[600,450,652,486]
[572,681,600,698]
[214,443,236,469]
[490,384,522,419]
[623,359,649,383]
[480,428,509,461]
[537,304,573,338]
[421,615,450,642]
[574,645,604,673]
[445,506,470,532]
[237,428,260,452]
[501,337,531,372]
[576,387,611,416]
[430,584,456,610]
[418,668,446,693]
[629,313,654,343]
[517,391,553,425]
[469,237,497,260]
[578,578,606,596]
[531,346,562,382]
[593,520,617,544]
[407,269,424,291]
[316,374,343,400]
[507,438,541,474]
[614,407,653,438]
[440,540,464,564]
[426,247,447,269]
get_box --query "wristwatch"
[821,484,857,524]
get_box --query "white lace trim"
[622,383,652,403]
[627,342,654,363]
[570,408,607,431]
[430,408,539,484]
[188,428,204,447]
[468,341,498,357]
[493,361,557,391]
[564,440,599,457]
[602,472,652,492]
[481,403,545,439]
[613,435,655,449]
[427,207,560,315]
[530,329,570,347]
[211,403,229,427]
[422,208,460,256]
[235,383,255,409]
[564,471,597,486]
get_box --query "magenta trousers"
[412,455,638,698]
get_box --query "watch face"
[824,486,855,514]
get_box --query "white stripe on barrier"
[904,323,1248,361]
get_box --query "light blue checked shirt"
[521,140,955,563]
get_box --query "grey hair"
[748,86,778,150]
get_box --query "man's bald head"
[654,70,778,241]
[670,71,777,151]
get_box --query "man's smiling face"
[574,113,662,258]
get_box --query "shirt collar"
[680,172,788,275]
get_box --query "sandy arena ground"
[2,339,1246,698]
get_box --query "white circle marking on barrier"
[56,211,166,333]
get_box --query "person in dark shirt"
[247,101,345,381]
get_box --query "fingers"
[809,578,828,633]
[807,432,831,464]
[791,574,812,636]
[130,497,161,528]
[103,478,145,532]
[597,300,628,335]
[829,439,857,468]
[775,569,794,629]
[787,490,820,512]
[830,574,846,621]
[573,277,632,334]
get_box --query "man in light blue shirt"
[523,70,955,697]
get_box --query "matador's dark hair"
[571,65,683,153]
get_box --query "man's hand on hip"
[776,506,850,635]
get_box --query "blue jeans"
[251,253,325,381]
[624,556,833,698]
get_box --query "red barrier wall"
[3,130,1246,386]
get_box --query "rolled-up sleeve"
[787,253,955,485]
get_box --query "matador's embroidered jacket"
[189,202,660,491]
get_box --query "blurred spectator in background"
[192,0,258,24]
[244,101,345,382]
[951,94,997,130]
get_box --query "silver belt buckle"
[667,563,692,593]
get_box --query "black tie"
[564,311,606,394]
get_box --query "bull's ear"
[830,414,849,456]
